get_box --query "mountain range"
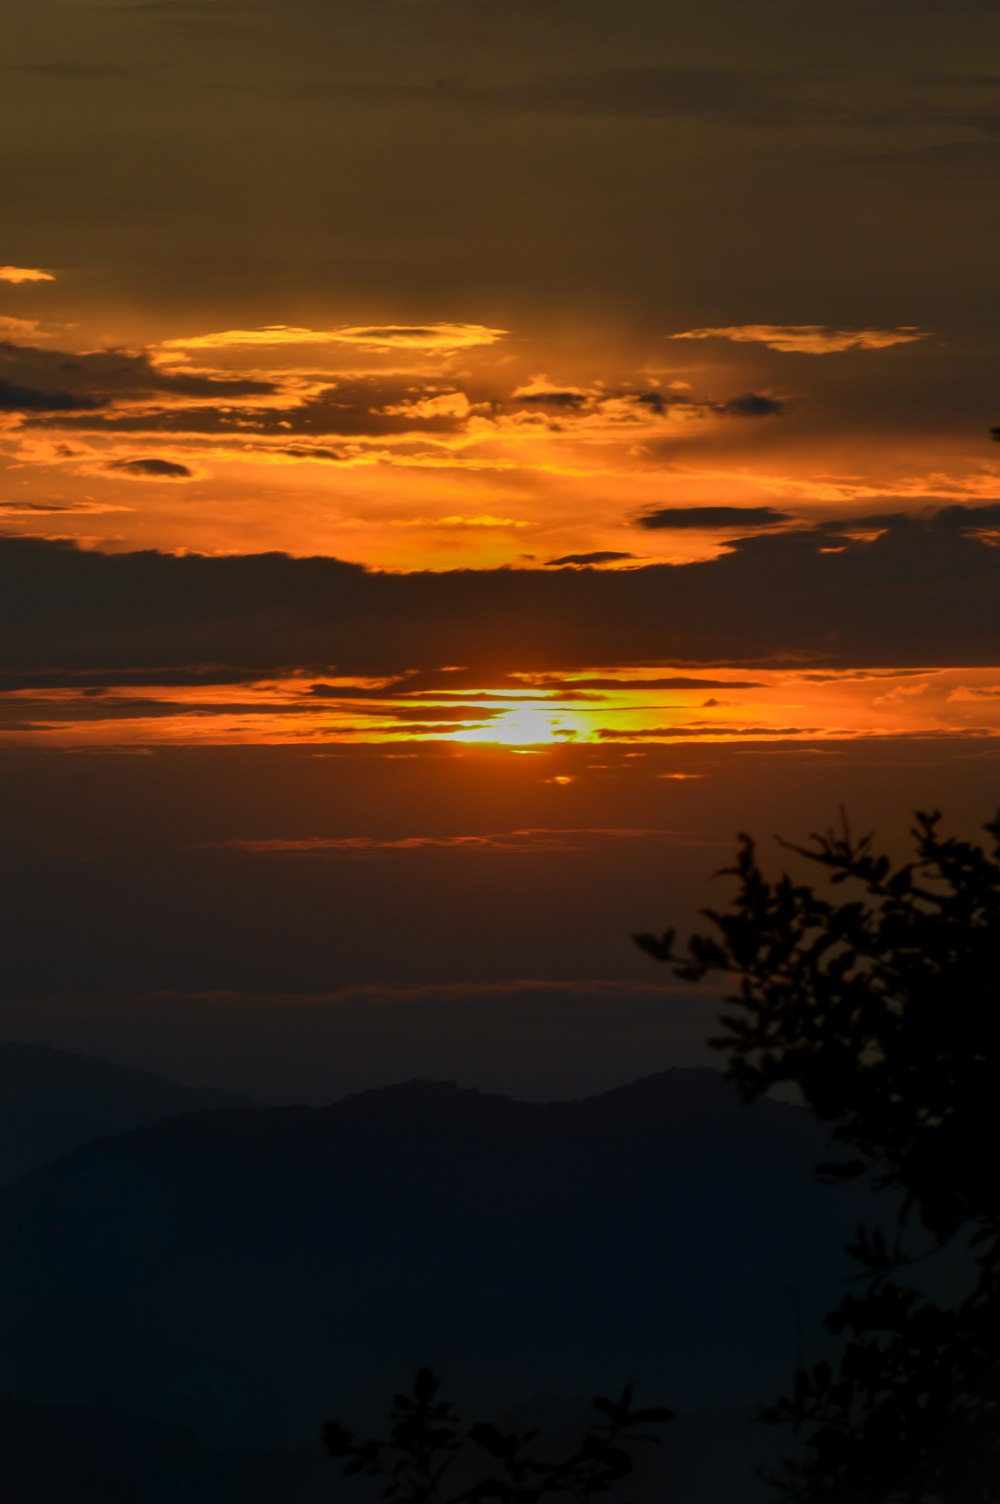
[0,1042,255,1186]
[0,1056,865,1476]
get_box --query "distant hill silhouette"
[0,1068,871,1453]
[0,1042,257,1186]
[0,1392,330,1503]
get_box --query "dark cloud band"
[4,510,1000,675]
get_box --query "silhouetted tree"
[635,810,1000,1502]
[324,1369,672,1504]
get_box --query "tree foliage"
[635,810,1000,1502]
[324,1369,673,1504]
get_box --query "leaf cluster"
[635,810,1000,1249]
[636,810,1000,1501]
[759,1270,1000,1503]
[323,1370,672,1504]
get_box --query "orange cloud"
[160,322,507,356]
[425,514,529,530]
[669,324,928,354]
[380,390,473,419]
[0,266,54,284]
[206,827,712,855]
[335,324,507,351]
[0,316,45,341]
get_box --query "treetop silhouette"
[636,809,1000,1502]
[324,1369,673,1504]
[635,809,1000,1251]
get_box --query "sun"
[451,704,587,747]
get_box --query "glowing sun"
[452,704,587,747]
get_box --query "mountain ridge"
[0,1040,258,1186]
[0,1064,849,1447]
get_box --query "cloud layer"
[669,325,929,354]
[5,509,1000,683]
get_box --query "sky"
[3,0,1000,1100]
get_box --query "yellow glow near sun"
[451,704,589,747]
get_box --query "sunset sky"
[3,0,1000,1098]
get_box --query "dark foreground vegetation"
[328,811,1000,1503]
[637,811,1000,1500]
[325,1370,672,1504]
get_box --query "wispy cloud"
[205,827,723,856]
[412,514,530,531]
[636,506,792,530]
[669,324,929,354]
[0,339,276,409]
[0,498,130,515]
[160,322,507,356]
[0,266,54,284]
[106,457,194,479]
[330,67,831,129]
[546,551,638,568]
[0,317,53,342]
